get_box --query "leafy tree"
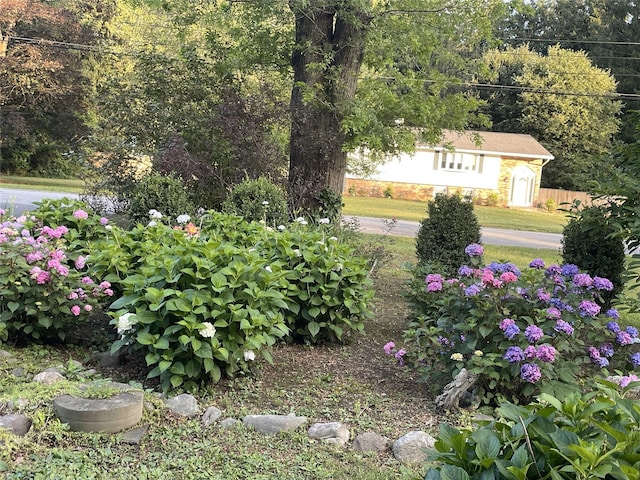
[481,44,621,190]
[497,0,640,143]
[0,0,100,177]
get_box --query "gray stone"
[201,406,222,427]
[165,393,199,418]
[219,418,240,429]
[120,424,149,445]
[33,371,66,385]
[0,414,32,436]
[392,431,436,464]
[44,367,64,374]
[0,350,16,362]
[10,367,25,377]
[352,432,391,453]
[308,422,350,445]
[90,351,122,368]
[242,413,307,435]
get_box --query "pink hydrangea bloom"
[73,209,89,219]
[71,305,81,316]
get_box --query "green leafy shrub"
[107,224,290,392]
[563,205,626,307]
[416,194,481,274]
[425,378,640,479]
[126,172,195,226]
[396,247,639,405]
[0,210,113,343]
[90,213,374,389]
[221,177,288,226]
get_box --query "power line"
[498,37,640,46]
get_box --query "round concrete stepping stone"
[53,382,143,433]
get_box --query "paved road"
[0,188,561,250]
[347,216,562,250]
[0,188,79,216]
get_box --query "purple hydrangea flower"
[546,307,562,320]
[599,343,614,358]
[499,318,515,330]
[546,264,562,276]
[465,243,484,257]
[529,258,545,269]
[630,352,640,367]
[458,265,474,277]
[524,325,544,343]
[625,326,638,338]
[537,289,551,303]
[427,282,443,292]
[561,264,579,276]
[395,348,406,366]
[607,321,621,333]
[579,300,601,317]
[593,276,614,291]
[573,273,593,288]
[616,331,633,346]
[520,363,542,383]
[524,345,537,359]
[606,309,620,320]
[554,320,574,336]
[620,375,640,388]
[503,324,521,340]
[504,346,525,363]
[383,341,395,355]
[425,273,444,284]
[464,284,482,297]
[536,344,557,363]
[595,357,609,367]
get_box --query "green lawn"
[342,196,568,233]
[0,175,84,193]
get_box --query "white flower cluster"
[176,214,191,225]
[148,209,163,219]
[199,322,217,338]
[244,350,256,361]
[117,312,137,335]
[295,217,308,226]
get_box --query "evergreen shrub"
[126,172,195,226]
[562,205,626,307]
[416,193,481,274]
[221,177,288,226]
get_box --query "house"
[344,130,554,207]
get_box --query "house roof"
[428,130,554,160]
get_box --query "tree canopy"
[480,44,621,190]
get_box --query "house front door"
[509,166,536,207]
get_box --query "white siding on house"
[346,148,501,190]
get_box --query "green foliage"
[562,205,626,307]
[221,177,288,226]
[125,173,195,226]
[399,251,638,405]
[85,212,373,390]
[106,226,290,392]
[0,210,112,343]
[424,378,640,479]
[481,44,621,190]
[416,194,481,275]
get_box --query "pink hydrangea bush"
[0,211,112,342]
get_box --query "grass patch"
[0,176,84,193]
[342,196,568,233]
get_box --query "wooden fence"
[537,188,593,208]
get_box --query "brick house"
[344,130,554,207]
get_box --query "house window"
[438,152,484,173]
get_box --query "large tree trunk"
[288,1,371,212]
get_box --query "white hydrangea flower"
[176,214,191,225]
[105,225,113,231]
[328,236,338,242]
[295,217,308,225]
[277,225,286,231]
[265,266,272,273]
[262,201,269,206]
[318,218,330,224]
[117,312,137,335]
[199,322,216,338]
[450,353,464,362]
[244,350,256,361]
[293,249,301,257]
[148,209,163,219]
[148,220,157,227]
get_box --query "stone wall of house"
[496,158,544,206]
